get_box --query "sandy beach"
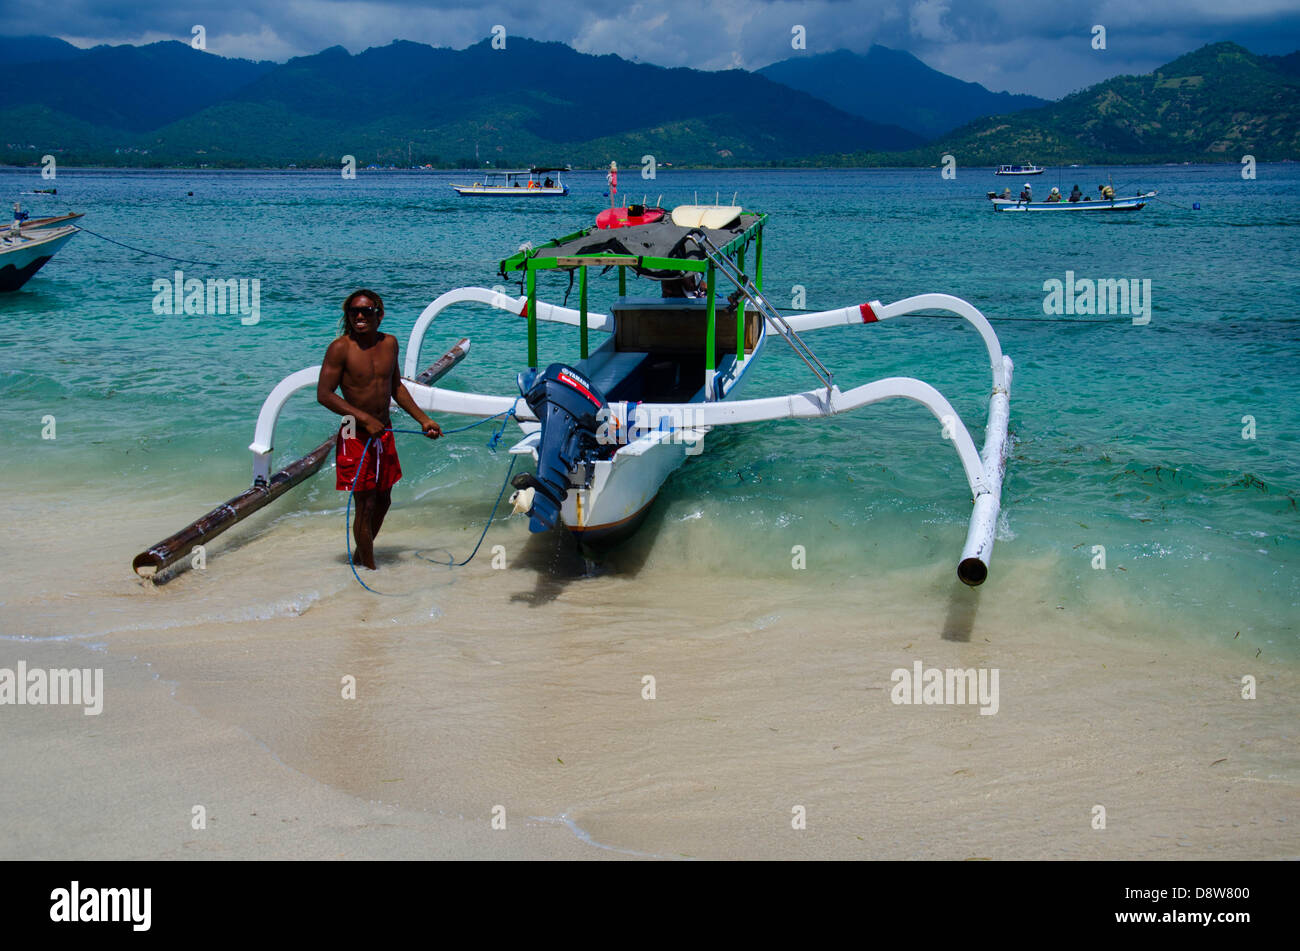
[2,480,1295,861]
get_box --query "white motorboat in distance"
[451,167,570,196]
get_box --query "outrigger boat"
[1,205,79,292]
[19,211,84,231]
[451,167,570,197]
[7,202,84,233]
[149,204,1015,587]
[988,190,1156,212]
[995,163,1045,176]
[12,210,85,232]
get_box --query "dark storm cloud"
[3,0,1298,97]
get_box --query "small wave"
[14,590,329,640]
[531,813,670,859]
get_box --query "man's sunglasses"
[347,305,381,319]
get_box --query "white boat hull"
[562,432,691,542]
[451,185,569,197]
[554,337,767,543]
[0,225,77,291]
[991,192,1155,212]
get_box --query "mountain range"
[878,42,1300,166]
[0,36,1295,167]
[759,46,1048,139]
[0,37,925,167]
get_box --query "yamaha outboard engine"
[511,364,609,533]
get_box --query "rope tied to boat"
[74,225,222,266]
[345,408,518,594]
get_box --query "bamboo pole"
[414,337,470,385]
[131,439,333,577]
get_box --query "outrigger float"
[135,205,1015,586]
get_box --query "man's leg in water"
[353,490,378,570]
[371,488,392,540]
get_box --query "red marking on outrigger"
[859,302,878,323]
[520,301,530,318]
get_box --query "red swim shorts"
[336,430,402,492]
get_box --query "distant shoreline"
[3,160,1281,174]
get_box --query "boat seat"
[587,350,651,399]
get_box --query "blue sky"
[4,0,1298,98]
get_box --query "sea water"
[0,165,1296,662]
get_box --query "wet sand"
[1,483,1296,860]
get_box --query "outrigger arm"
[593,352,1012,585]
[403,286,609,379]
[738,291,1014,583]
[780,293,1010,392]
[248,364,531,485]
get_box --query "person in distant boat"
[1099,184,1116,200]
[1068,185,1082,202]
[1000,187,1012,200]
[317,289,441,570]
[1019,184,1033,202]
[544,177,554,188]
[1046,187,1062,203]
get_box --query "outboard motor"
[511,364,609,533]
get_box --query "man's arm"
[317,338,386,437]
[390,346,441,439]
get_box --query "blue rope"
[344,410,518,594]
[415,455,518,569]
[75,225,222,267]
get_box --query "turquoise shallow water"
[2,165,1297,659]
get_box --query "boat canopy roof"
[500,212,764,278]
[482,167,566,176]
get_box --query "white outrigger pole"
[246,210,1014,585]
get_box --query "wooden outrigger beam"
[132,338,471,578]
[414,336,470,385]
[131,438,334,578]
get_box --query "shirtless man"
[317,289,441,569]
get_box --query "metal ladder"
[687,229,834,399]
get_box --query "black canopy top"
[511,214,762,279]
